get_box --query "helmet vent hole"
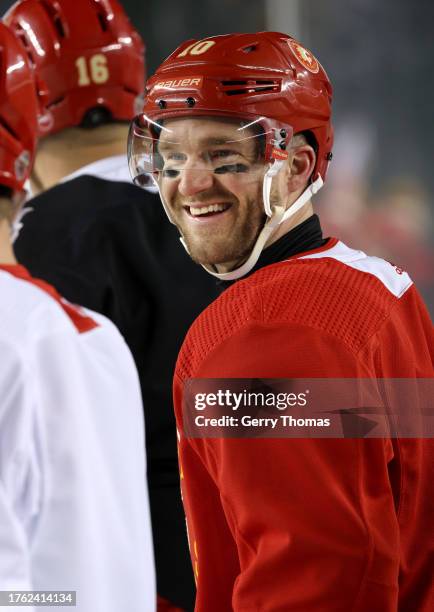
[39,1,67,38]
[53,16,66,38]
[221,80,280,96]
[97,12,108,32]
[0,117,18,140]
[242,45,257,53]
[27,51,36,67]
[221,80,246,86]
[14,27,36,66]
[46,95,65,109]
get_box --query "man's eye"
[162,168,180,178]
[214,163,249,174]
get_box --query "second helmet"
[4,0,146,136]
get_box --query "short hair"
[0,185,13,198]
[80,106,113,129]
[295,131,318,154]
[79,106,130,130]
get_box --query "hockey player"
[128,33,434,610]
[4,1,218,609]
[0,22,154,611]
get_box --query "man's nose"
[178,167,214,196]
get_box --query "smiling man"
[157,116,267,266]
[129,32,434,611]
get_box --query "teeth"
[189,204,228,216]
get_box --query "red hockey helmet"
[4,0,145,136]
[132,31,333,183]
[0,22,38,192]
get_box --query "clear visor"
[128,115,280,189]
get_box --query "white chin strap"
[188,163,324,281]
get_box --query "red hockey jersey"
[174,239,434,611]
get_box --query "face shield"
[128,113,324,281]
[128,114,293,202]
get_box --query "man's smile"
[183,202,233,221]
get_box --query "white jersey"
[0,265,155,611]
[60,153,158,191]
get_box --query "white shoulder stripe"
[297,241,413,298]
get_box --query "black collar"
[217,214,326,291]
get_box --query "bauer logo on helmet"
[153,77,203,90]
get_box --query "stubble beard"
[178,195,266,268]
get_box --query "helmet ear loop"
[262,124,292,217]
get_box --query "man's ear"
[287,145,316,192]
